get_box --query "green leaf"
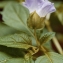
[40,32,55,44]
[0,1,13,8]
[36,29,43,39]
[0,33,32,49]
[0,52,11,63]
[43,41,53,51]
[0,41,31,49]
[0,45,26,57]
[0,52,34,63]
[5,58,34,63]
[1,2,33,36]
[0,23,20,37]
[35,52,63,63]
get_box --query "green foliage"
[0,52,34,63]
[0,23,20,37]
[0,1,15,8]
[0,1,63,63]
[35,52,63,63]
[1,2,33,36]
[0,33,32,49]
[40,32,55,44]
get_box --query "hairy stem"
[34,29,53,63]
[40,46,53,63]
[34,29,40,47]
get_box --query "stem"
[62,12,63,25]
[45,20,63,55]
[40,46,53,63]
[34,29,53,63]
[34,29,40,47]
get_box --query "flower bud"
[27,11,45,29]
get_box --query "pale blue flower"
[22,0,56,17]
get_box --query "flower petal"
[22,0,45,13]
[36,1,56,17]
[22,0,39,13]
[22,0,56,17]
